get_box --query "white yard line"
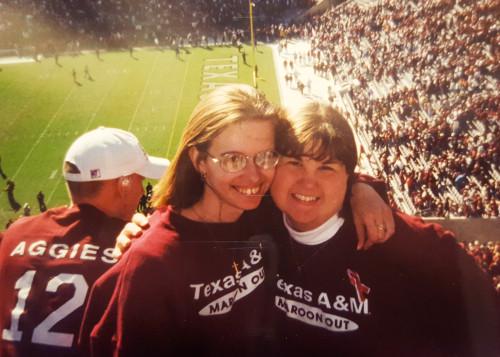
[0,85,77,219]
[165,55,191,158]
[6,86,77,183]
[127,55,161,131]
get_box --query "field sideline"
[0,44,280,228]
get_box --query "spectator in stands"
[80,84,394,356]
[0,0,307,52]
[1,0,497,220]
[0,127,169,356]
[271,100,500,356]
[292,0,499,218]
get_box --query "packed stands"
[0,0,315,52]
[285,0,499,218]
[463,240,500,291]
[1,0,498,220]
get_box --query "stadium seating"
[290,0,499,218]
[1,0,498,219]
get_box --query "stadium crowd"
[0,0,498,221]
[463,240,500,292]
[282,0,499,218]
[0,0,314,52]
[1,0,499,345]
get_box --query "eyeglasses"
[204,150,279,173]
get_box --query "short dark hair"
[63,161,81,174]
[276,101,358,175]
[65,180,106,200]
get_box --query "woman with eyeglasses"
[80,84,393,356]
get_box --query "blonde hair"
[276,101,358,175]
[152,84,280,210]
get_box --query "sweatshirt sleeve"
[113,249,178,357]
[352,173,390,204]
[389,212,500,355]
[79,261,122,356]
[80,244,175,357]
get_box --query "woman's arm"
[350,176,395,250]
[115,176,396,257]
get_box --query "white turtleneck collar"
[283,212,345,246]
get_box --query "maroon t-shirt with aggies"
[0,204,126,357]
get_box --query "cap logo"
[90,169,101,179]
[140,146,148,158]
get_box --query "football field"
[0,44,280,228]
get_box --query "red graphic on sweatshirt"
[347,269,370,303]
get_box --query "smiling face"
[196,119,276,220]
[272,101,357,232]
[271,152,349,232]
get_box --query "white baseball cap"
[63,127,170,182]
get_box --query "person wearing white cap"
[0,127,169,357]
[63,127,169,221]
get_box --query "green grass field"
[0,44,280,228]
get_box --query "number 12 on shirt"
[2,270,88,347]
